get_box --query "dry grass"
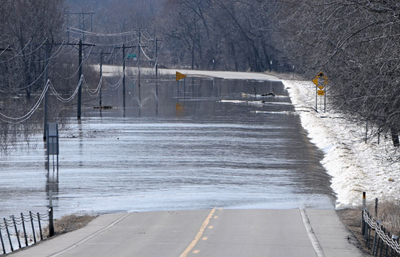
[373,202,400,236]
[43,214,97,236]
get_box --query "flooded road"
[0,78,335,219]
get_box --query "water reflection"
[0,77,335,219]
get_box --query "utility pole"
[114,29,147,111]
[138,30,141,103]
[77,39,83,120]
[99,50,111,108]
[100,50,103,107]
[43,39,50,141]
[136,29,148,102]
[155,38,158,78]
[154,38,162,78]
[123,44,126,110]
[38,40,93,124]
[115,44,137,111]
[191,40,195,70]
[76,40,95,120]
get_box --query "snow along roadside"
[282,80,400,208]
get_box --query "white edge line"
[48,212,131,257]
[299,208,325,257]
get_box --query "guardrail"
[362,209,400,256]
[0,211,49,255]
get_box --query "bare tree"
[0,0,65,98]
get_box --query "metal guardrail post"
[12,215,21,249]
[4,218,13,252]
[37,213,43,241]
[37,212,43,241]
[385,232,390,256]
[29,211,36,244]
[380,227,385,257]
[392,235,399,257]
[0,228,6,254]
[372,220,381,255]
[21,213,28,247]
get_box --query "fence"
[362,209,400,256]
[0,211,49,255]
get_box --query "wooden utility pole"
[154,38,162,78]
[76,40,95,120]
[138,30,141,103]
[115,29,147,110]
[99,50,111,108]
[77,39,83,120]
[123,44,126,110]
[115,44,136,110]
[43,39,50,141]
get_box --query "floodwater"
[0,78,335,219]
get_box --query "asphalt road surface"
[11,209,365,257]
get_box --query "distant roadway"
[98,65,281,81]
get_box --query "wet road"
[0,77,335,219]
[11,208,364,257]
[11,209,318,257]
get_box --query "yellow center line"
[179,208,216,257]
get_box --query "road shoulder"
[305,209,370,257]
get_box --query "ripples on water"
[0,78,335,218]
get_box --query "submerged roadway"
[12,70,366,257]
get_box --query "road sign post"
[127,53,137,61]
[312,72,329,112]
[176,71,187,81]
[46,123,59,172]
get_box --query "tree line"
[279,1,400,146]
[159,0,400,146]
[1,0,400,147]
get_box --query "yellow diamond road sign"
[313,72,329,86]
[312,77,319,86]
[176,71,187,81]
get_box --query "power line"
[0,27,161,126]
[0,46,12,57]
[48,76,83,103]
[67,27,138,38]
[66,11,95,42]
[0,81,50,124]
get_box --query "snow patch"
[283,79,400,208]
